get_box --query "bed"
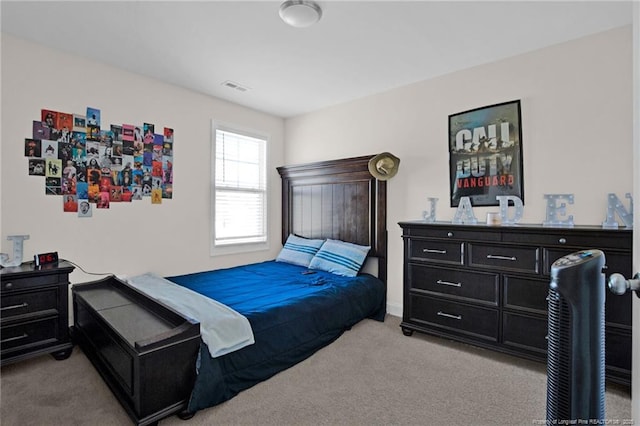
[73,155,388,424]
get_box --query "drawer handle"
[1,302,28,311]
[4,282,13,289]
[436,280,461,288]
[558,238,567,244]
[447,232,454,237]
[486,254,517,261]
[437,311,462,320]
[423,249,447,254]
[1,333,28,344]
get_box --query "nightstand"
[1,261,75,366]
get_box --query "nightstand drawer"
[409,264,498,305]
[409,295,498,342]
[468,243,539,273]
[1,274,61,292]
[1,318,58,353]
[1,288,58,321]
[409,239,463,265]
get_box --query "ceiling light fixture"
[279,0,322,28]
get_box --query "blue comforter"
[166,260,386,413]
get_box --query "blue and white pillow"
[309,239,370,277]
[276,234,325,267]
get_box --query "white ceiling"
[1,1,633,118]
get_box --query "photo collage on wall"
[25,107,174,217]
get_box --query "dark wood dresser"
[399,221,632,386]
[1,261,75,366]
[72,276,201,426]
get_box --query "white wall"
[0,34,285,283]
[284,26,634,315]
[1,27,634,317]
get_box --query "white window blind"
[213,127,267,248]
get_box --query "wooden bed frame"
[277,155,387,284]
[73,155,388,426]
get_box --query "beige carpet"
[0,315,631,426]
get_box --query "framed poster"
[448,100,523,207]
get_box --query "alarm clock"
[34,251,59,266]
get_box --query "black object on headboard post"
[277,155,387,284]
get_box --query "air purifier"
[546,249,605,424]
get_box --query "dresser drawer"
[409,295,498,342]
[468,243,539,273]
[409,264,498,305]
[502,312,547,355]
[1,317,58,353]
[1,273,62,292]
[606,291,632,328]
[404,226,500,242]
[503,275,548,314]
[1,288,58,321]
[503,230,631,251]
[543,248,631,277]
[605,330,631,377]
[408,239,463,265]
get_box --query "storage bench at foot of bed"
[72,276,201,426]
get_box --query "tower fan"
[546,249,605,424]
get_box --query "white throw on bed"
[126,273,255,357]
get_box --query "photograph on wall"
[45,177,61,195]
[45,158,62,178]
[73,114,86,132]
[151,188,162,204]
[162,127,174,199]
[63,195,78,213]
[29,159,45,176]
[41,109,57,128]
[86,107,100,127]
[42,140,58,158]
[57,112,73,134]
[78,200,92,217]
[25,138,41,157]
[77,182,88,199]
[448,100,523,207]
[71,131,86,162]
[97,191,110,209]
[33,121,50,140]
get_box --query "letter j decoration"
[448,100,524,207]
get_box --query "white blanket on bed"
[126,273,255,358]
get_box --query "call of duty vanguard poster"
[448,100,524,207]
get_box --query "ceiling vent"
[222,80,250,92]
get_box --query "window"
[212,124,268,253]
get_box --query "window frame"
[210,120,270,256]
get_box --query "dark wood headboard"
[277,155,387,284]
